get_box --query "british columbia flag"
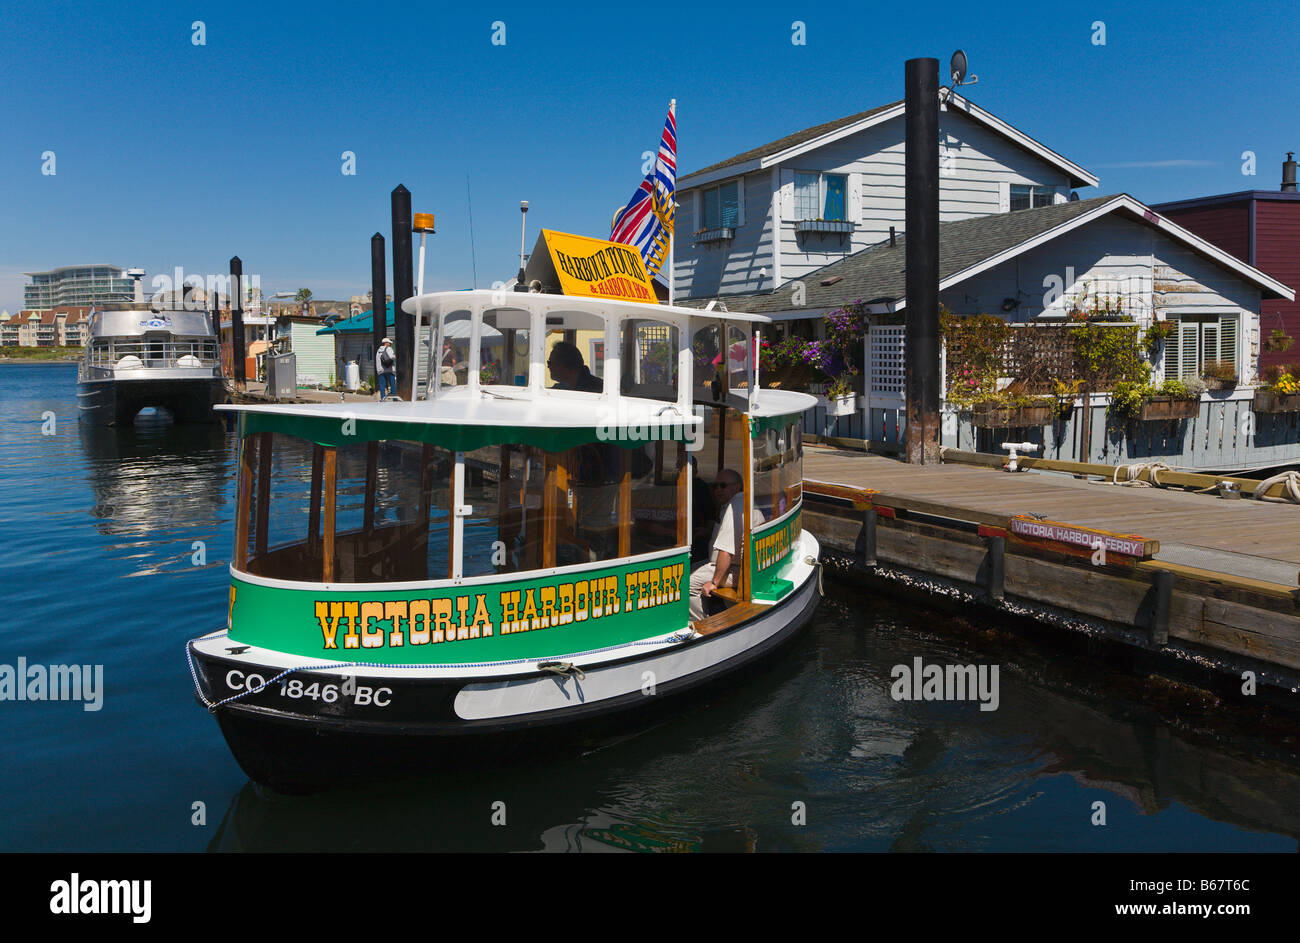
[610,100,676,278]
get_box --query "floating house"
[273,314,337,388]
[674,93,1298,472]
[316,302,431,389]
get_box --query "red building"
[1155,155,1300,371]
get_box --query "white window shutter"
[779,168,794,218]
[998,181,1010,213]
[1176,319,1198,378]
[1219,315,1238,373]
[848,172,862,221]
[1162,320,1179,379]
[735,175,746,228]
[1203,321,1220,370]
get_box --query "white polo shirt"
[709,493,765,572]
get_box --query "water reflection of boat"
[78,420,231,540]
[188,279,822,792]
[77,304,226,426]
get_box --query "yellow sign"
[540,230,658,304]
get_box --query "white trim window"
[700,180,741,230]
[1163,314,1239,379]
[1009,184,1055,211]
[793,171,848,221]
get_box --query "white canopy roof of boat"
[216,385,813,426]
[217,386,702,428]
[402,289,773,325]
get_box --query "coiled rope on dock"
[1252,470,1300,503]
[1112,461,1175,487]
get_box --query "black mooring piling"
[371,233,387,393]
[904,57,941,465]
[391,185,414,400]
[230,256,245,388]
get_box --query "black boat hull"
[190,564,822,792]
[78,376,225,425]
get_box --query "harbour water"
[2,363,1296,852]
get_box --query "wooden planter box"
[1141,395,1200,421]
[1204,376,1237,391]
[1253,389,1300,413]
[821,393,859,416]
[971,403,1055,428]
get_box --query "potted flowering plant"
[1254,364,1300,413]
[758,302,866,413]
[1201,359,1237,391]
[806,303,867,414]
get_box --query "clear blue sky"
[1,0,1296,313]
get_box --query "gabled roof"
[679,92,1098,191]
[682,194,1294,314]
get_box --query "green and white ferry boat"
[188,265,821,790]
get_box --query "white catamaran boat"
[188,235,821,791]
[77,304,225,425]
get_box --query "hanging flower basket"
[1253,389,1300,413]
[1141,396,1200,421]
[971,403,1055,428]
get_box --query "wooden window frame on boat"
[234,429,694,588]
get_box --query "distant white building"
[24,265,139,309]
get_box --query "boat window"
[621,318,678,403]
[236,431,691,586]
[240,433,454,584]
[462,445,521,576]
[437,309,473,389]
[240,432,312,571]
[695,404,747,479]
[628,441,686,556]
[784,421,803,524]
[481,308,530,387]
[461,440,654,576]
[725,324,751,392]
[692,322,724,400]
[544,310,605,393]
[752,419,802,521]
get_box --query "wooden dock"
[801,446,1300,693]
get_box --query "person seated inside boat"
[689,456,716,563]
[547,341,602,393]
[688,468,764,621]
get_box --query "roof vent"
[1283,152,1297,192]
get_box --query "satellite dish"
[950,50,967,86]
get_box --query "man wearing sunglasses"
[688,468,764,621]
